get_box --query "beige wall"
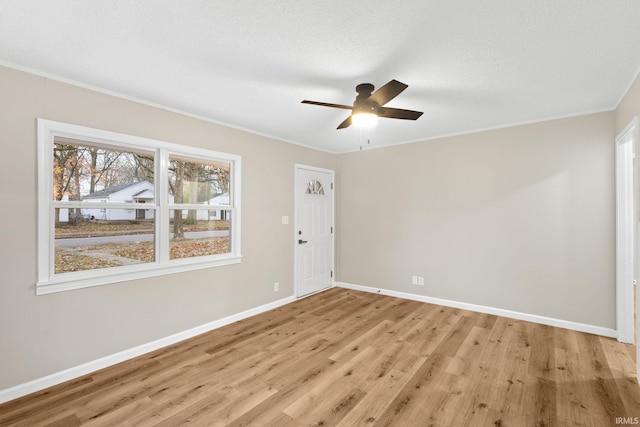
[616,71,640,134]
[336,112,616,328]
[0,65,336,390]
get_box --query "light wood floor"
[1,288,639,426]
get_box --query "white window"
[37,119,241,294]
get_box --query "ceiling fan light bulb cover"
[352,112,378,127]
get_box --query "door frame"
[294,164,335,298]
[615,117,638,345]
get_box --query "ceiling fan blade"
[337,115,353,129]
[367,80,408,106]
[301,100,353,110]
[378,107,423,120]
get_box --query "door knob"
[298,239,308,244]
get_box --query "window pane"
[55,209,155,273]
[53,138,154,203]
[168,155,230,206]
[305,179,325,195]
[169,210,231,259]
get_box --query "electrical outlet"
[411,276,418,285]
[417,276,424,286]
[274,282,279,292]
[281,216,289,225]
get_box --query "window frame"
[37,119,242,295]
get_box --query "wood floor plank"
[372,352,452,426]
[328,319,396,362]
[283,345,378,424]
[1,288,638,426]
[225,356,339,426]
[335,368,411,427]
[554,329,596,426]
[576,332,629,419]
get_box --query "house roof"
[132,189,155,199]
[83,181,150,199]
[1,1,639,153]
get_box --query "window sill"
[36,255,242,295]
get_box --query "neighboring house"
[82,181,158,221]
[204,193,230,220]
[58,194,70,222]
[176,192,230,221]
[78,181,229,221]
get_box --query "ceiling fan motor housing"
[354,83,377,114]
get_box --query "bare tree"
[169,159,232,238]
[53,144,85,225]
[88,148,123,193]
[170,160,185,239]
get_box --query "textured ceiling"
[1,0,640,153]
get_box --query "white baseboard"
[336,282,618,339]
[0,295,296,405]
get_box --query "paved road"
[55,230,229,247]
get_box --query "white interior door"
[615,117,638,349]
[295,165,334,298]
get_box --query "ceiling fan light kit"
[301,79,423,130]
[351,112,378,127]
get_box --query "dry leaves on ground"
[55,237,231,273]
[54,251,120,274]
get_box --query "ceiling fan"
[301,79,423,129]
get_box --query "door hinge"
[331,226,333,234]
[331,182,334,190]
[331,271,333,278]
